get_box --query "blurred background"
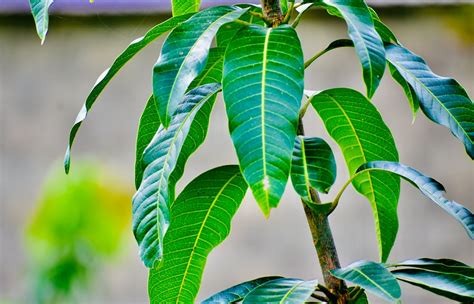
[0,0,473,303]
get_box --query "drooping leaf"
[304,39,354,69]
[148,165,248,303]
[64,14,192,173]
[135,96,160,189]
[309,89,400,262]
[242,278,317,303]
[357,161,474,239]
[385,43,474,159]
[29,0,53,44]
[389,258,474,302]
[388,64,420,121]
[172,0,200,16]
[132,83,220,268]
[291,136,336,201]
[331,260,401,303]
[223,24,304,216]
[190,47,226,88]
[202,277,282,303]
[153,6,247,128]
[314,0,386,98]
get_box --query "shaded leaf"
[386,43,474,159]
[153,6,247,127]
[64,14,192,173]
[357,161,474,239]
[291,136,336,200]
[242,278,317,303]
[202,277,281,303]
[29,0,53,44]
[148,165,248,303]
[132,83,220,268]
[223,24,304,216]
[331,260,401,303]
[388,64,420,121]
[309,88,400,262]
[135,96,160,189]
[314,0,386,98]
[390,258,474,302]
[172,0,200,16]
[348,286,368,304]
[190,47,226,88]
[368,7,399,43]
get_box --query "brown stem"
[298,118,348,303]
[260,0,284,26]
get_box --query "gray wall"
[1,7,473,303]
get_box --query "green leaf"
[202,277,282,303]
[132,83,220,268]
[172,0,200,16]
[135,96,160,189]
[153,6,247,128]
[368,7,399,43]
[242,278,317,303]
[357,161,474,239]
[64,14,192,173]
[348,286,368,304]
[148,165,248,303]
[29,0,53,44]
[385,43,474,159]
[331,260,401,303]
[388,64,420,121]
[389,258,474,302]
[309,88,400,262]
[190,47,225,88]
[291,136,336,200]
[223,24,304,216]
[314,0,386,98]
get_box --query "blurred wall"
[1,6,473,304]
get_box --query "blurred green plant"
[25,161,132,304]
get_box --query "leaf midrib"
[175,172,240,303]
[353,268,397,300]
[300,139,312,202]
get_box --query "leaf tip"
[64,147,71,174]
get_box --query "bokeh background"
[1,1,473,303]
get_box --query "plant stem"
[260,0,284,26]
[298,118,348,303]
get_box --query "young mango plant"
[30,0,474,303]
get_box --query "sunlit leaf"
[153,6,247,127]
[172,0,201,16]
[331,260,401,303]
[64,14,192,173]
[132,83,220,268]
[291,136,336,201]
[309,89,400,262]
[357,161,474,239]
[389,258,474,302]
[386,43,474,159]
[29,0,53,44]
[148,165,248,303]
[313,0,386,98]
[223,24,304,216]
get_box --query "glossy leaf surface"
[243,278,317,303]
[29,0,53,43]
[223,24,304,216]
[310,89,400,262]
[358,161,474,239]
[331,260,401,303]
[315,0,386,98]
[390,258,474,302]
[202,277,281,303]
[153,6,247,127]
[388,64,420,121]
[148,165,248,303]
[291,136,336,200]
[133,84,220,268]
[172,0,200,16]
[64,14,192,173]
[386,43,474,158]
[190,47,225,88]
[135,96,160,189]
